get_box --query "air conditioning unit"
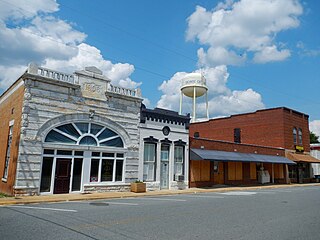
[175,175,184,181]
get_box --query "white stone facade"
[14,63,142,195]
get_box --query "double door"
[160,145,170,189]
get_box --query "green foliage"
[0,192,10,198]
[134,180,144,183]
[310,131,320,144]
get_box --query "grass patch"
[0,192,10,198]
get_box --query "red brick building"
[189,107,320,187]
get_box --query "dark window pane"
[91,123,104,135]
[79,136,97,146]
[45,130,77,144]
[40,157,53,192]
[75,151,83,156]
[115,160,123,181]
[75,123,89,134]
[117,153,124,158]
[72,159,83,191]
[100,137,124,147]
[90,159,99,182]
[57,150,72,155]
[97,128,117,140]
[102,152,114,157]
[92,152,100,157]
[43,149,54,155]
[57,124,80,138]
[101,159,113,181]
[234,128,241,143]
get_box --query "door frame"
[54,158,72,194]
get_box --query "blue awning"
[191,148,296,165]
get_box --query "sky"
[0,0,320,137]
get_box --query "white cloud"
[186,0,303,67]
[157,65,264,117]
[253,45,291,63]
[0,0,140,93]
[310,120,320,138]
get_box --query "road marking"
[104,202,139,206]
[7,205,77,212]
[184,195,225,199]
[218,191,257,196]
[140,197,187,202]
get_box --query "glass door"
[160,145,170,189]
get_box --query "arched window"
[298,128,303,145]
[293,127,297,144]
[45,122,124,147]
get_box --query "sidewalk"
[1,183,320,206]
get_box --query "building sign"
[295,145,304,153]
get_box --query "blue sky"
[0,0,320,135]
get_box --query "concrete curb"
[1,183,320,206]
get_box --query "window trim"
[298,128,303,145]
[45,121,124,148]
[293,127,298,144]
[143,142,157,181]
[2,124,14,181]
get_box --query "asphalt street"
[1,186,320,240]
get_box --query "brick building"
[189,107,320,187]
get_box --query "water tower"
[179,72,209,122]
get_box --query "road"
[1,186,320,240]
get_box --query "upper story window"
[293,127,297,144]
[45,122,124,147]
[234,128,241,143]
[298,128,303,145]
[3,125,13,180]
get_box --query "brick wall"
[190,137,285,156]
[0,80,24,195]
[190,107,310,152]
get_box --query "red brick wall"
[0,80,24,195]
[190,107,310,151]
[190,138,285,156]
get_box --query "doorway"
[160,145,169,189]
[54,158,71,194]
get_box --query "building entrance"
[54,158,71,194]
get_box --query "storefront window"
[45,122,124,147]
[174,146,184,176]
[143,143,156,181]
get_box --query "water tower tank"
[179,73,209,122]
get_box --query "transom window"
[45,122,124,147]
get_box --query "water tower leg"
[206,91,209,119]
[193,87,196,122]
[179,91,183,115]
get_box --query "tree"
[310,131,320,144]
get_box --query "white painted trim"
[9,120,15,126]
[0,80,24,105]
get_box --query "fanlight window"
[45,122,124,147]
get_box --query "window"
[89,152,124,182]
[234,128,241,143]
[3,125,13,180]
[174,146,184,177]
[143,143,156,181]
[45,122,124,147]
[298,128,303,145]
[293,127,297,144]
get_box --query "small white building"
[311,144,320,177]
[138,105,190,190]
